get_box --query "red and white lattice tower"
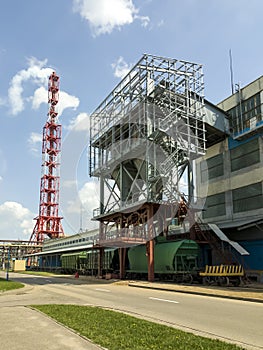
[30,72,64,243]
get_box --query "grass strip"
[0,277,24,292]
[33,304,242,350]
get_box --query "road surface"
[1,272,262,350]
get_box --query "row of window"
[231,137,260,171]
[200,137,260,182]
[43,234,99,251]
[228,92,262,133]
[203,182,263,219]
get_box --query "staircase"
[193,221,235,264]
[178,196,246,265]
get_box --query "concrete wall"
[217,76,263,111]
[195,135,263,228]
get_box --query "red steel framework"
[30,72,64,243]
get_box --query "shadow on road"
[5,272,123,287]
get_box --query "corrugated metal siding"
[203,192,226,218]
[230,138,259,172]
[201,153,224,182]
[233,182,263,213]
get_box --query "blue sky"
[1,0,263,240]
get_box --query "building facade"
[196,76,263,280]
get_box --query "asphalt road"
[1,272,263,350]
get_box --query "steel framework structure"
[30,72,64,243]
[0,240,42,270]
[90,54,206,252]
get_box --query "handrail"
[200,264,244,277]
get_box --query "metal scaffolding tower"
[89,54,206,278]
[30,72,64,244]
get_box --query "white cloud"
[27,132,42,156]
[28,132,42,144]
[66,112,89,131]
[31,86,47,110]
[111,56,133,79]
[8,57,80,117]
[0,201,35,239]
[59,90,80,116]
[8,57,53,115]
[32,87,79,118]
[135,14,150,28]
[78,181,100,212]
[157,19,164,27]
[62,180,77,189]
[73,0,150,36]
[65,181,99,215]
[0,175,3,182]
[79,180,117,217]
[62,180,100,231]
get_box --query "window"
[200,154,224,182]
[233,182,263,213]
[203,192,226,219]
[228,93,262,134]
[230,138,259,172]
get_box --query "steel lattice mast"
[30,72,64,243]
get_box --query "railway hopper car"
[61,248,118,275]
[127,239,200,282]
[60,252,87,274]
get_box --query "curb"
[128,283,263,304]
[28,306,106,350]
[0,283,34,295]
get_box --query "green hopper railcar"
[127,239,200,282]
[61,249,118,275]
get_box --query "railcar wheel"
[232,277,241,287]
[183,274,193,284]
[217,276,230,286]
[173,274,182,283]
[202,276,210,285]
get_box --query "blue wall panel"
[239,240,263,270]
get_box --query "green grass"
[33,305,242,350]
[0,277,24,292]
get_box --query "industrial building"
[32,55,263,282]
[89,54,257,281]
[3,55,262,284]
[89,54,208,281]
[197,76,263,279]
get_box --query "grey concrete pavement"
[0,271,104,350]
[0,305,103,350]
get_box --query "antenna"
[29,72,64,243]
[229,49,234,95]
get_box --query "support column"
[119,247,126,279]
[187,161,194,201]
[147,204,154,282]
[98,247,104,278]
[100,175,104,215]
